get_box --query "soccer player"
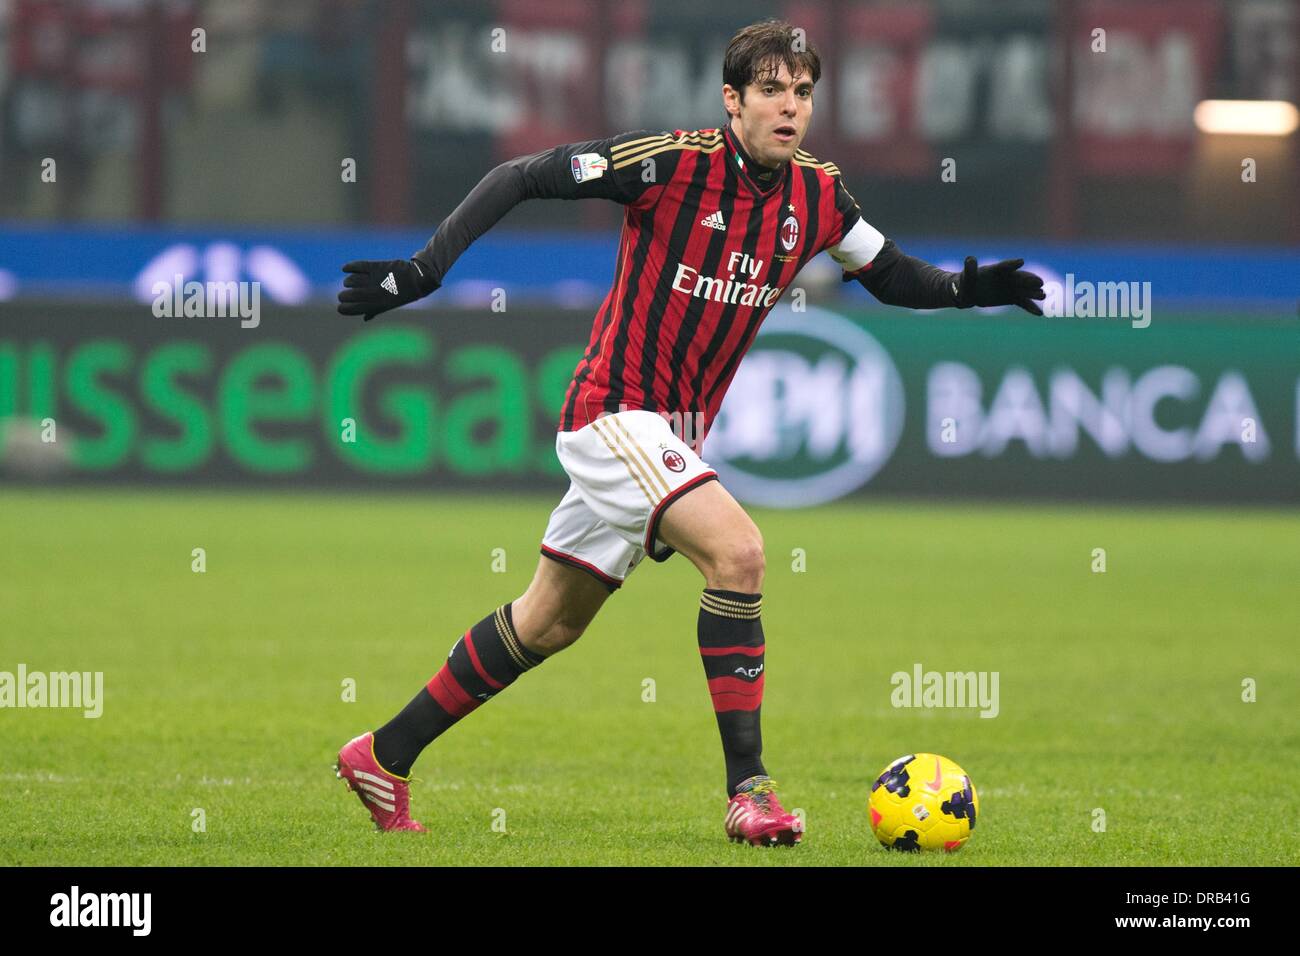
[334,19,1044,846]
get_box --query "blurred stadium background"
[1,0,1297,497]
[1,0,1298,866]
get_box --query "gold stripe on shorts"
[591,418,658,507]
[607,414,671,499]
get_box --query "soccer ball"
[868,753,979,852]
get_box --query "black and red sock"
[697,588,767,796]
[372,603,544,777]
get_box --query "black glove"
[954,256,1045,315]
[337,258,439,321]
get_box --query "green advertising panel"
[1,302,1297,503]
[0,305,586,487]
[708,303,1300,504]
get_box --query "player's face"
[726,62,814,168]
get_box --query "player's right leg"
[335,551,612,832]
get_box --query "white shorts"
[540,409,718,591]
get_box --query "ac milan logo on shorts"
[662,449,686,472]
[781,215,799,251]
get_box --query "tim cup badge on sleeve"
[571,153,609,183]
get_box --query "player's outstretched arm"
[336,150,549,322]
[337,131,665,321]
[823,177,1046,315]
[843,243,1047,316]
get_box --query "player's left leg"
[655,477,766,787]
[545,406,797,844]
[655,478,801,846]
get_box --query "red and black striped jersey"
[413,122,889,445]
[552,124,885,440]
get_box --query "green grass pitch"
[2,488,1297,866]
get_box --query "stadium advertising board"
[1,303,1297,503]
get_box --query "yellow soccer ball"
[868,753,979,852]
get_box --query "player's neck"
[727,116,781,176]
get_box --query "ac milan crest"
[781,215,799,252]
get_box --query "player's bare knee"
[525,617,587,656]
[709,536,765,593]
[510,594,555,652]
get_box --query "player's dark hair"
[723,19,821,102]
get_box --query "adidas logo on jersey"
[381,272,399,295]
[700,210,726,231]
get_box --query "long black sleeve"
[821,178,960,311]
[410,158,538,288]
[411,130,680,287]
[848,239,961,310]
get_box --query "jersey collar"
[723,121,787,197]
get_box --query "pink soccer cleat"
[334,732,426,832]
[724,775,803,847]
